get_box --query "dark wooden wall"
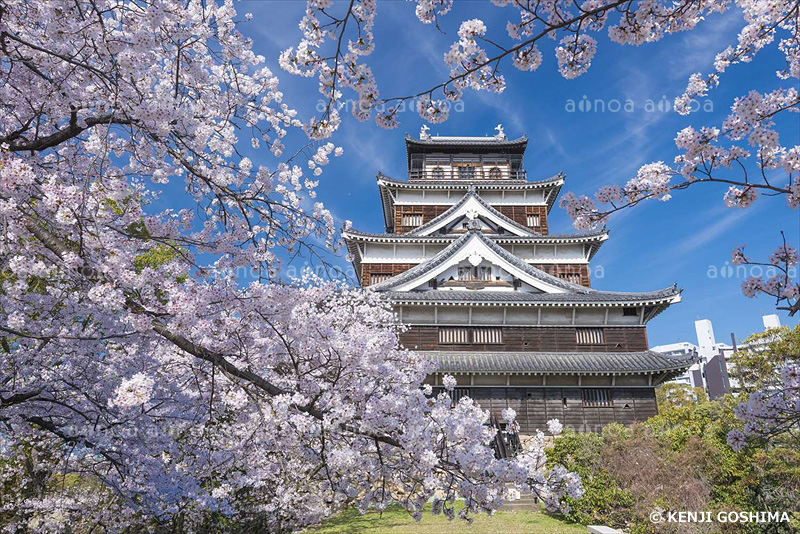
[449,387,658,434]
[393,204,548,234]
[394,205,449,234]
[360,264,416,287]
[495,205,548,234]
[400,326,648,352]
[530,264,591,287]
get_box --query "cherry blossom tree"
[726,325,800,452]
[0,0,581,531]
[281,0,800,313]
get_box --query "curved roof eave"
[366,229,678,302]
[376,172,565,190]
[425,350,698,375]
[342,228,609,244]
[369,229,595,293]
[405,188,538,237]
[384,289,682,307]
[404,135,529,164]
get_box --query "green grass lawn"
[306,503,586,534]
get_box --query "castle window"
[623,307,638,316]
[457,266,493,281]
[439,327,470,344]
[431,166,444,179]
[582,388,613,407]
[488,166,501,179]
[439,327,503,344]
[472,328,502,344]
[458,166,476,180]
[526,214,540,227]
[576,328,604,345]
[369,273,392,285]
[559,272,581,285]
[401,214,423,227]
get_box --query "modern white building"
[651,314,782,398]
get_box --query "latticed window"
[582,388,613,407]
[458,166,476,180]
[439,327,503,344]
[488,166,501,179]
[439,327,470,344]
[576,328,604,345]
[472,328,502,344]
[401,214,423,227]
[369,273,392,285]
[431,166,445,179]
[559,272,581,285]
[457,266,493,281]
[526,214,540,227]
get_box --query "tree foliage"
[0,1,580,531]
[727,325,800,451]
[549,388,799,533]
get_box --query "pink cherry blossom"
[547,419,564,435]
[0,1,582,529]
[769,244,799,266]
[731,245,749,265]
[741,277,764,297]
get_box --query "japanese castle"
[343,127,696,433]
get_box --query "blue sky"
[235,1,799,346]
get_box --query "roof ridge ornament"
[420,125,431,140]
[494,124,506,140]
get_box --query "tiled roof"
[343,228,608,243]
[406,134,528,148]
[342,227,609,283]
[369,229,594,293]
[385,289,681,305]
[377,172,564,189]
[376,172,565,231]
[425,350,698,375]
[366,229,680,308]
[406,189,538,237]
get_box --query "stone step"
[499,494,540,512]
[500,482,540,511]
[498,501,540,512]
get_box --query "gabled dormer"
[370,229,591,294]
[406,188,537,237]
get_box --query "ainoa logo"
[565,95,713,113]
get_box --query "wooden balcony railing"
[407,169,527,181]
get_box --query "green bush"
[546,387,800,533]
[547,430,634,528]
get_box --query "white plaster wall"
[437,307,470,323]
[574,308,606,325]
[505,307,539,325]
[540,308,574,325]
[606,309,641,325]
[470,308,505,325]
[402,306,435,323]
[507,244,586,262]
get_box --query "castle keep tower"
[343,129,696,433]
